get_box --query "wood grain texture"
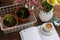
[54,5,60,37]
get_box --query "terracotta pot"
[1,14,18,29]
[15,6,30,23]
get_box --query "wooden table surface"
[0,5,60,40]
[53,5,60,37]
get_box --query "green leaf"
[6,15,14,23]
[42,0,53,12]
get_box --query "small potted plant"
[15,6,30,22]
[39,0,60,22]
[1,14,18,29]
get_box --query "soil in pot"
[3,15,17,27]
[16,7,30,19]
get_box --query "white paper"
[37,24,60,40]
[20,27,42,40]
[20,23,60,40]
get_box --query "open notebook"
[20,23,60,40]
[20,27,42,40]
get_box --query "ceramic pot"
[39,9,53,22]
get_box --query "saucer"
[40,23,53,36]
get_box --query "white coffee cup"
[42,23,52,32]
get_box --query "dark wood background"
[0,5,60,40]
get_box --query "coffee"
[43,23,52,32]
[46,24,52,29]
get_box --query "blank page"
[20,27,42,40]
